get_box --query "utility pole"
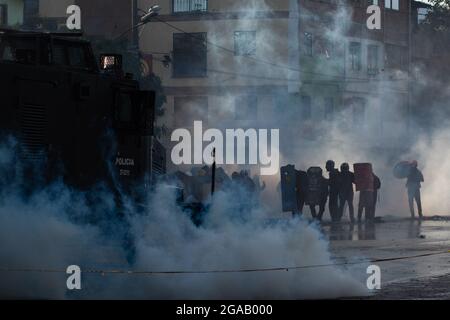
[115,5,160,42]
[407,0,413,139]
[211,148,216,196]
[131,0,139,49]
[288,0,301,94]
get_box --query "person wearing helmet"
[406,160,424,219]
[306,167,328,221]
[338,163,355,223]
[326,160,341,222]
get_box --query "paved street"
[325,218,450,299]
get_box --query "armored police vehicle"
[0,29,166,204]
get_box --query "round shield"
[393,161,413,179]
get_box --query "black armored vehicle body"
[0,29,166,202]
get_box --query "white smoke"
[407,122,450,215]
[0,141,368,299]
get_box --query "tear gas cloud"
[0,141,368,299]
[1,0,449,300]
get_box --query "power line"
[1,250,448,276]
[153,16,305,74]
[152,56,408,85]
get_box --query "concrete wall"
[38,0,72,17]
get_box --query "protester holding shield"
[306,167,329,221]
[338,163,355,223]
[394,160,424,219]
[354,163,375,223]
[326,160,341,222]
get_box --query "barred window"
[173,0,207,13]
[173,33,207,78]
[349,42,362,71]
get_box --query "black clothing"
[408,188,423,217]
[339,192,354,222]
[338,171,355,221]
[406,167,424,190]
[310,176,329,221]
[328,168,341,221]
[358,190,374,222]
[328,168,341,195]
[339,171,355,196]
[406,168,424,218]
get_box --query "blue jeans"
[408,187,422,217]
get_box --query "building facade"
[136,0,418,166]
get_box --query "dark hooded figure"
[296,169,309,217]
[306,167,329,221]
[338,163,355,223]
[406,160,424,219]
[326,160,341,222]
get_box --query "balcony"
[173,0,208,13]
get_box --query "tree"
[426,0,450,32]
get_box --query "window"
[301,95,312,120]
[349,42,362,71]
[173,33,207,78]
[324,97,334,120]
[385,0,399,10]
[367,44,379,75]
[303,32,313,56]
[0,5,7,26]
[235,95,257,120]
[0,36,37,64]
[174,96,208,127]
[317,38,334,59]
[68,46,88,68]
[385,44,407,70]
[352,98,366,128]
[173,0,207,13]
[234,31,256,56]
[417,8,430,24]
[51,40,91,70]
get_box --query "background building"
[135,0,420,167]
[0,0,24,27]
[23,0,446,173]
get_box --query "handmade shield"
[306,167,323,206]
[354,163,374,192]
[393,161,413,179]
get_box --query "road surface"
[325,217,450,299]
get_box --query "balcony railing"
[173,0,208,13]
